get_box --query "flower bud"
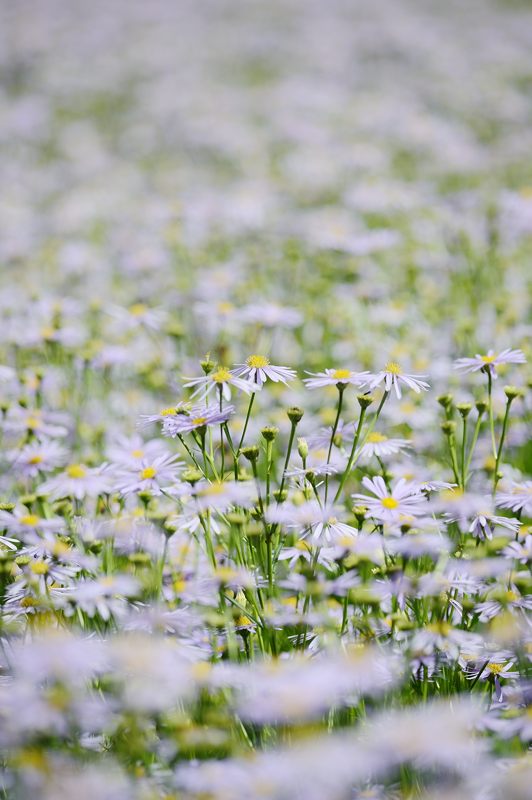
[441,420,456,435]
[475,400,488,415]
[200,355,216,375]
[182,468,203,485]
[437,394,453,409]
[240,445,260,462]
[287,406,304,424]
[261,426,279,443]
[357,393,374,409]
[297,437,309,459]
[504,385,522,401]
[456,402,472,418]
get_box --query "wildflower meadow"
[0,1,531,798]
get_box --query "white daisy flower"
[138,405,189,429]
[38,464,114,501]
[306,419,356,450]
[366,362,429,399]
[468,510,520,541]
[453,348,526,377]
[162,404,235,437]
[105,434,169,468]
[7,438,68,478]
[232,355,296,387]
[303,368,369,389]
[352,476,426,523]
[495,481,532,516]
[184,366,256,401]
[0,507,64,539]
[358,432,411,460]
[267,501,358,543]
[115,453,183,496]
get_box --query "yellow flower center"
[28,455,44,465]
[66,464,87,479]
[131,449,144,458]
[427,621,451,636]
[26,416,41,430]
[211,368,232,383]
[333,369,351,380]
[487,663,504,674]
[381,497,399,509]
[385,361,402,375]
[20,596,36,608]
[129,303,147,317]
[246,355,270,369]
[481,355,495,364]
[217,301,234,313]
[192,417,207,426]
[367,432,388,443]
[30,560,49,575]
[140,466,157,480]
[159,407,176,416]
[505,590,518,603]
[20,515,40,526]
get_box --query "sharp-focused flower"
[232,355,296,387]
[454,348,526,377]
[303,368,369,389]
[352,476,426,522]
[366,362,429,399]
[184,365,257,400]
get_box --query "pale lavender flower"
[184,366,256,401]
[352,476,426,523]
[303,368,369,389]
[366,362,429,399]
[496,481,532,517]
[454,348,526,377]
[232,355,296,387]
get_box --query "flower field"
[0,1,531,798]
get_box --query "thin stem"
[237,392,256,452]
[493,397,513,493]
[486,370,497,459]
[460,415,468,490]
[324,384,345,503]
[464,411,484,486]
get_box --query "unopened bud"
[297,437,309,459]
[287,406,304,424]
[357,393,374,409]
[261,426,279,444]
[456,402,472,418]
[504,385,522,401]
[441,420,456,436]
[437,394,453,409]
[240,445,259,462]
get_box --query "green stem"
[237,392,256,452]
[324,384,345,502]
[486,370,497,460]
[464,411,484,486]
[493,397,513,493]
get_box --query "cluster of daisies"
[0,337,530,799]
[2,0,532,797]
